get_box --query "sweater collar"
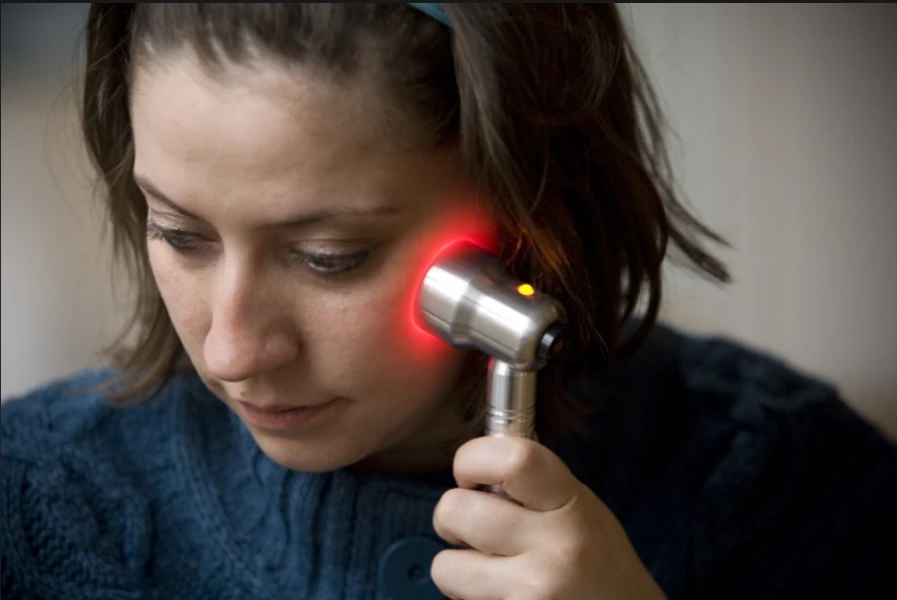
[173,373,455,594]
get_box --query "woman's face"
[130,54,494,473]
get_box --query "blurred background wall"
[2,4,896,438]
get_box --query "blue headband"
[408,3,451,28]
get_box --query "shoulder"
[654,323,897,473]
[608,321,894,448]
[1,369,195,598]
[582,323,897,599]
[1,368,196,462]
[2,369,123,460]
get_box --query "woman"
[2,4,894,599]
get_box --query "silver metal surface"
[485,359,536,439]
[418,241,567,372]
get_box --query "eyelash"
[295,250,370,275]
[146,223,200,252]
[145,222,370,275]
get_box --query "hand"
[431,436,667,600]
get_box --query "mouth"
[236,399,338,432]
[241,402,310,413]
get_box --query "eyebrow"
[133,174,404,228]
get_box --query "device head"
[417,241,567,371]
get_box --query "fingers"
[430,548,509,600]
[433,486,532,556]
[453,436,581,512]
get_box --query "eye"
[146,222,207,253]
[296,251,370,275]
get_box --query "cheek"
[310,276,466,402]
[309,207,495,403]
[146,246,209,350]
[400,203,499,357]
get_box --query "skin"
[131,51,665,598]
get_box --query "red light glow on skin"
[401,205,498,355]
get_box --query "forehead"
[133,55,398,177]
[129,53,448,221]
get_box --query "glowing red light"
[400,205,498,354]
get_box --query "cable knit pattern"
[2,324,896,599]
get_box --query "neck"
[353,425,479,476]
[354,406,484,477]
[355,359,489,477]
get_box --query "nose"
[203,271,300,383]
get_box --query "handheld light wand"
[417,241,567,497]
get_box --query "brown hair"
[80,3,729,441]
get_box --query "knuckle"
[520,571,565,600]
[454,436,483,470]
[505,439,538,479]
[429,550,452,585]
[553,537,588,570]
[517,544,580,600]
[433,487,467,530]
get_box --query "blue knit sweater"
[2,324,896,599]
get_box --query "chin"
[250,430,372,473]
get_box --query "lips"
[235,398,337,432]
[241,403,303,413]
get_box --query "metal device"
[417,241,567,497]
